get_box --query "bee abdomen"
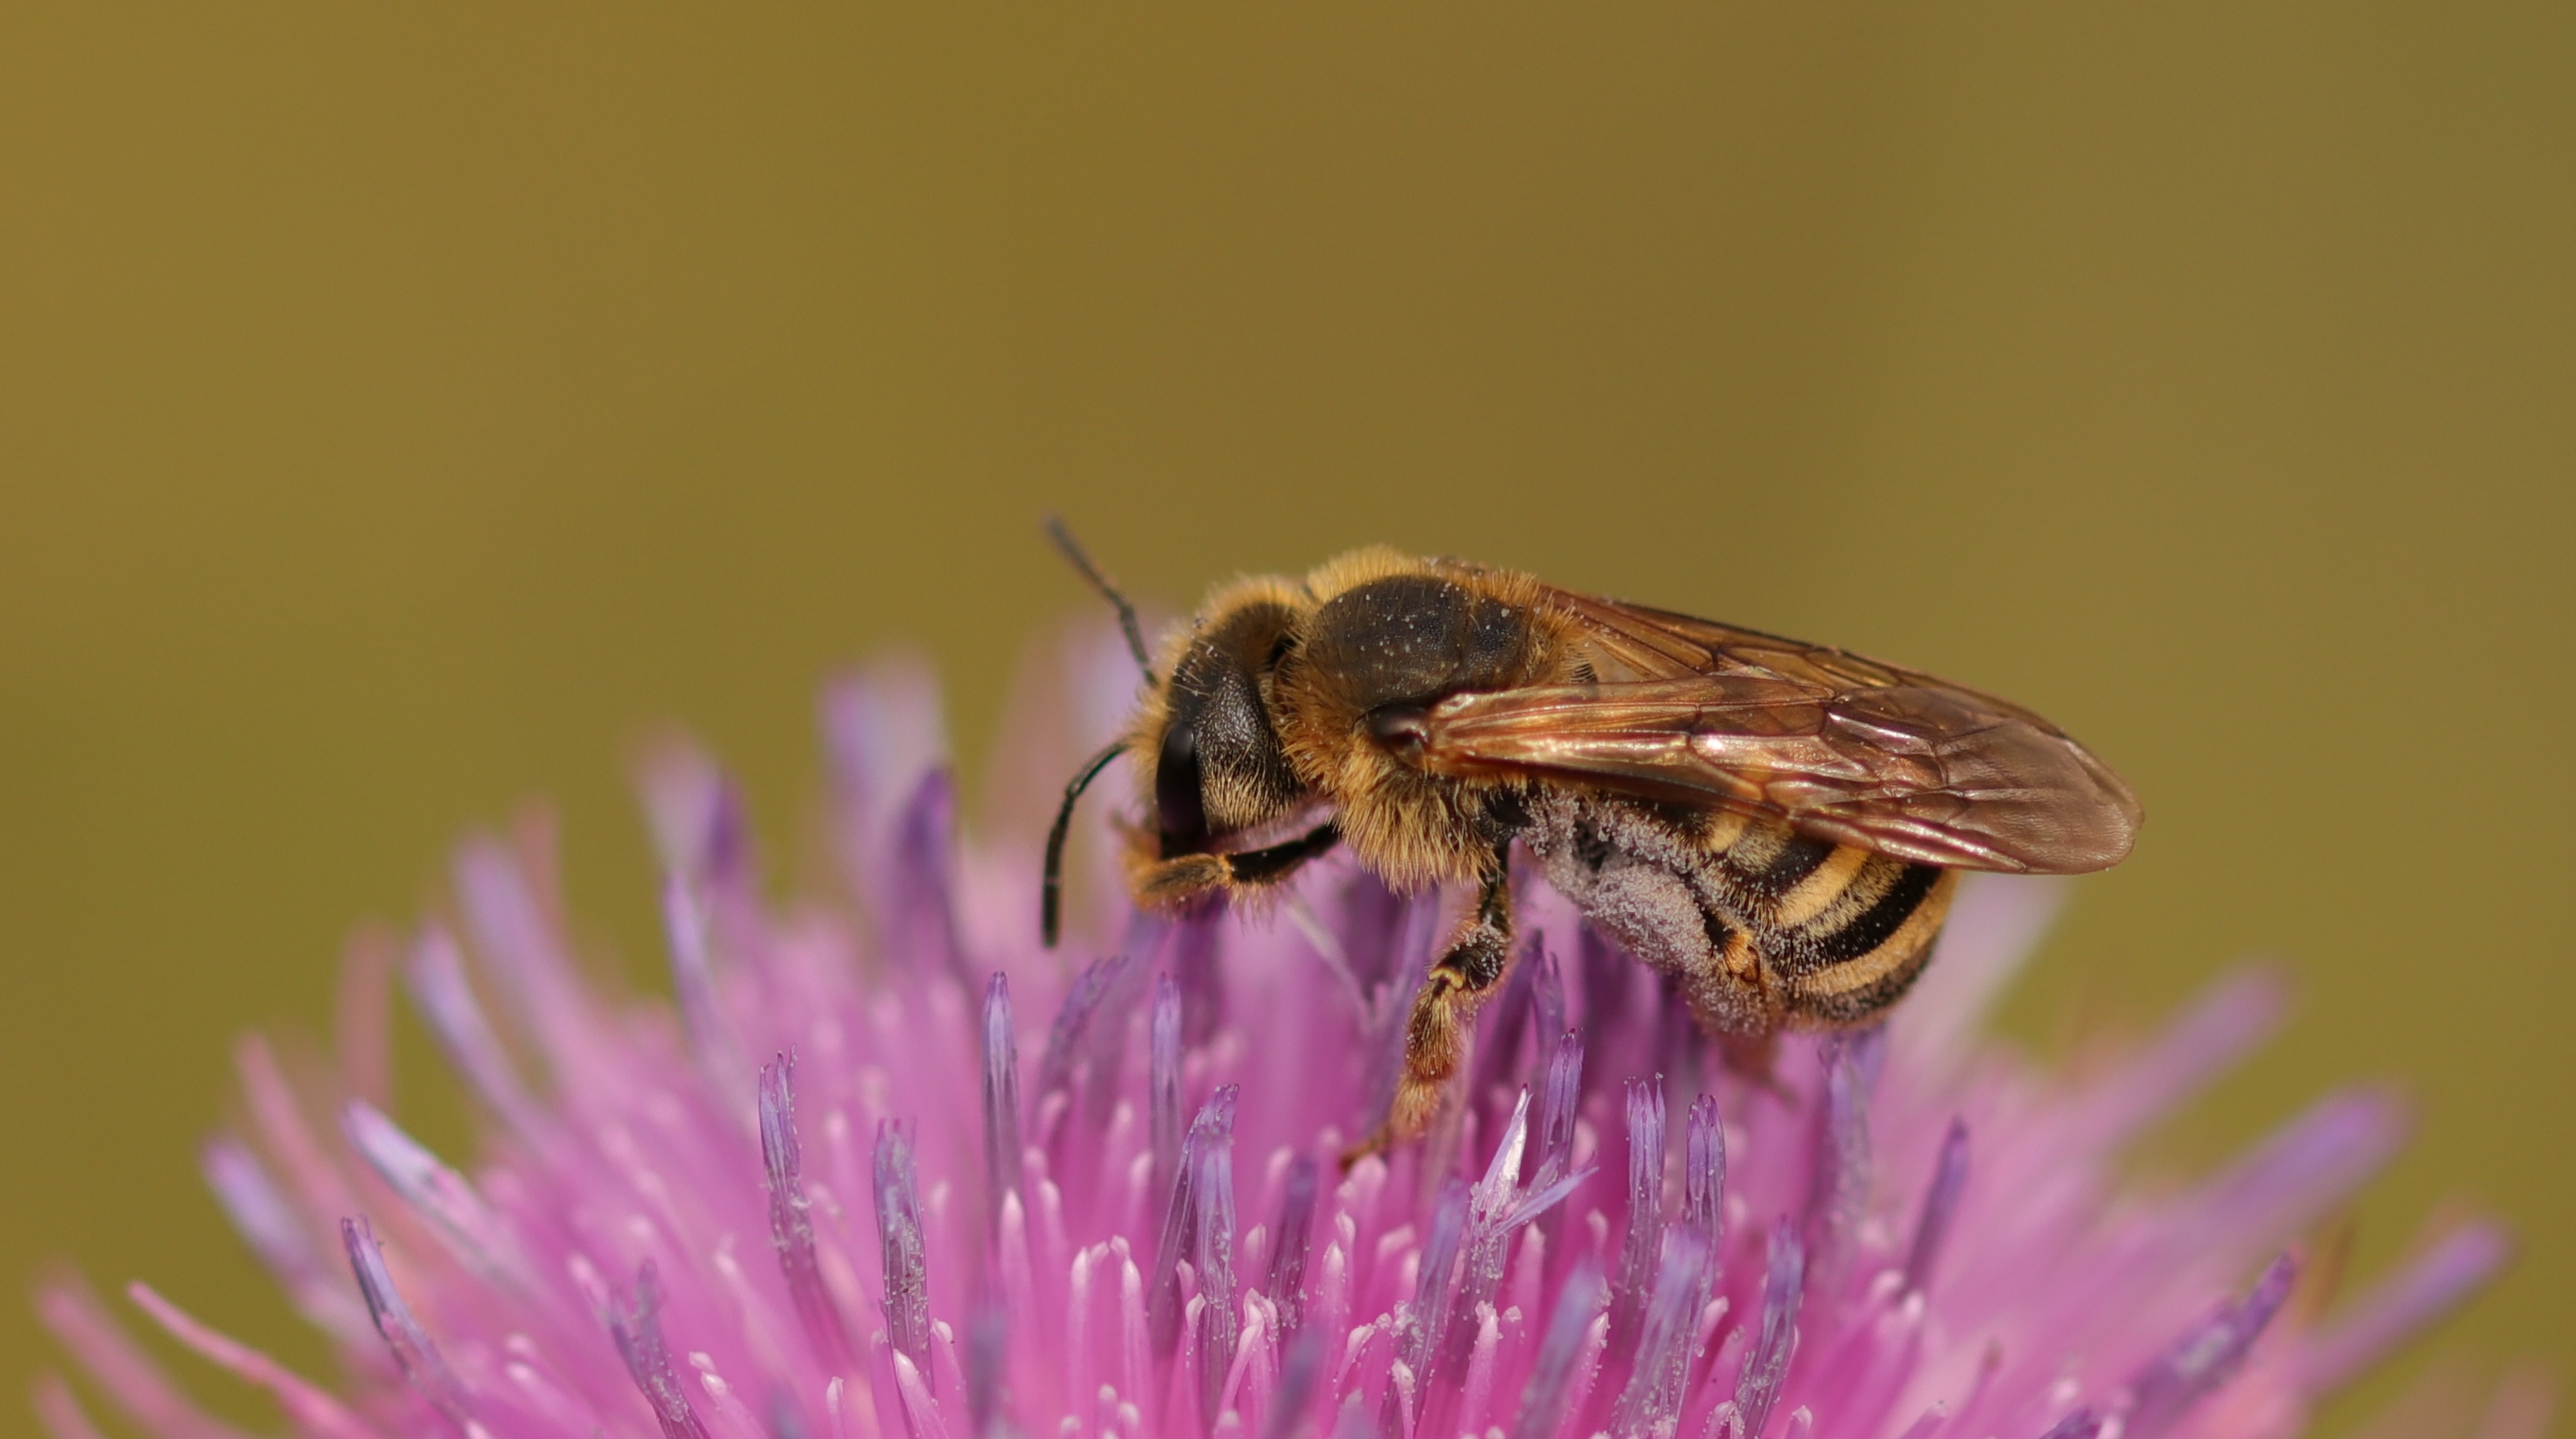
[1782,862,1954,1024]
[1712,825,1956,1027]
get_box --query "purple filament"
[891,769,965,979]
[1384,1177,1472,1439]
[1804,1034,1875,1271]
[981,973,1024,1234]
[871,1121,933,1388]
[1150,975,1184,1222]
[1902,1119,1971,1296]
[966,1302,1009,1439]
[664,877,751,1107]
[1268,1156,1320,1339]
[1528,943,1566,1081]
[1532,1031,1586,1265]
[607,1262,714,1439]
[1404,1178,1472,1382]
[1608,1077,1668,1356]
[1684,1093,1725,1245]
[1265,1328,1327,1439]
[2122,1254,2299,1439]
[1442,1095,1537,1402]
[1191,1093,1243,1428]
[1035,952,1131,1116]
[1149,1087,1240,1362]
[340,1216,470,1427]
[759,1053,852,1369]
[1611,1226,1712,1439]
[1511,1258,1605,1439]
[403,928,538,1135]
[1732,1222,1807,1439]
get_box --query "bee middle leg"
[1346,839,1516,1165]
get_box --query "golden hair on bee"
[1040,524,2140,1161]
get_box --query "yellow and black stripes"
[1702,823,1957,1028]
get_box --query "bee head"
[1038,521,1315,948]
[1152,596,1306,857]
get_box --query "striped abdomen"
[1695,814,1959,1028]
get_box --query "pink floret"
[37,649,2526,1439]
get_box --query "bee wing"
[1411,590,2141,874]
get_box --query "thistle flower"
[35,649,2529,1439]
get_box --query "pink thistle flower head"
[35,642,2530,1439]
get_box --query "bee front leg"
[1131,823,1339,909]
[1346,839,1516,1166]
[1131,854,1236,909]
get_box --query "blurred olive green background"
[3,4,2570,1434]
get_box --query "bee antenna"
[1041,739,1127,948]
[1044,516,1158,685]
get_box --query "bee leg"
[1131,853,1235,909]
[1345,842,1515,1166]
[1223,822,1340,886]
[1131,823,1340,909]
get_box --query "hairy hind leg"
[1345,841,1516,1166]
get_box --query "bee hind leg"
[1344,840,1516,1168]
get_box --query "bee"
[1040,523,2140,1153]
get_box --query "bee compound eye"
[1155,722,1209,856]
